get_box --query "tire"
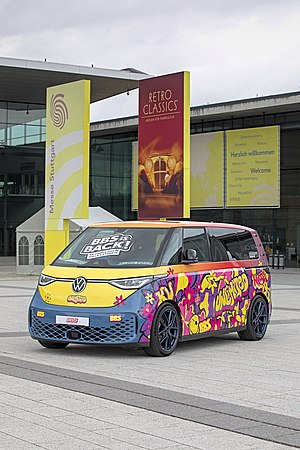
[143,303,180,357]
[238,296,268,341]
[38,340,69,349]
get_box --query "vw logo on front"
[72,277,87,293]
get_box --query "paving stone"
[0,273,299,449]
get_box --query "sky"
[1,0,300,122]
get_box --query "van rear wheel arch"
[238,294,269,341]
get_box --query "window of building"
[242,116,264,128]
[34,235,44,265]
[26,120,42,144]
[11,124,25,146]
[18,236,29,265]
[202,122,214,133]
[0,175,4,196]
[263,114,275,126]
[232,118,244,129]
[90,136,135,220]
[90,141,111,176]
[111,141,132,177]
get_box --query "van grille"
[31,314,137,344]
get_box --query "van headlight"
[39,274,56,286]
[109,276,153,289]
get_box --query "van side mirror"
[182,248,198,264]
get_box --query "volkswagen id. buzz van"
[28,221,271,356]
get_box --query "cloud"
[1,0,300,120]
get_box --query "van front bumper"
[28,290,148,346]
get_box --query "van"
[28,221,271,356]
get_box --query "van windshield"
[52,227,169,268]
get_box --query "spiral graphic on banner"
[50,93,69,129]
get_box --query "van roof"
[89,220,256,233]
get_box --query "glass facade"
[189,116,300,268]
[91,109,300,268]
[0,101,46,255]
[90,133,137,220]
[1,96,300,269]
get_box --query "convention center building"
[0,57,299,268]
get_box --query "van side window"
[183,228,210,262]
[208,227,240,261]
[208,227,258,261]
[236,230,258,259]
[160,229,182,265]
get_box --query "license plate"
[56,315,89,326]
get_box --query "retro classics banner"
[45,80,90,264]
[138,72,190,219]
[190,132,224,208]
[226,126,280,207]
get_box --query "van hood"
[38,265,162,308]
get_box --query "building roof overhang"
[90,90,300,135]
[0,57,150,105]
[190,91,300,121]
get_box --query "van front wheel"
[238,296,268,341]
[143,303,180,357]
[38,340,69,349]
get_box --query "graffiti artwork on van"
[138,267,270,342]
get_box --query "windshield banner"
[80,234,134,259]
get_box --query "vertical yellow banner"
[45,80,90,265]
[132,141,138,211]
[183,71,191,217]
[190,132,224,208]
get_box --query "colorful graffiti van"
[28,221,271,356]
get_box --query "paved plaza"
[0,267,299,449]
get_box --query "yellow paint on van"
[39,265,155,308]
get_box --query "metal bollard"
[279,254,285,269]
[268,254,274,268]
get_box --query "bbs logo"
[80,233,134,260]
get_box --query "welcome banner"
[45,80,90,264]
[138,72,190,219]
[226,126,280,207]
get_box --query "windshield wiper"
[80,259,110,268]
